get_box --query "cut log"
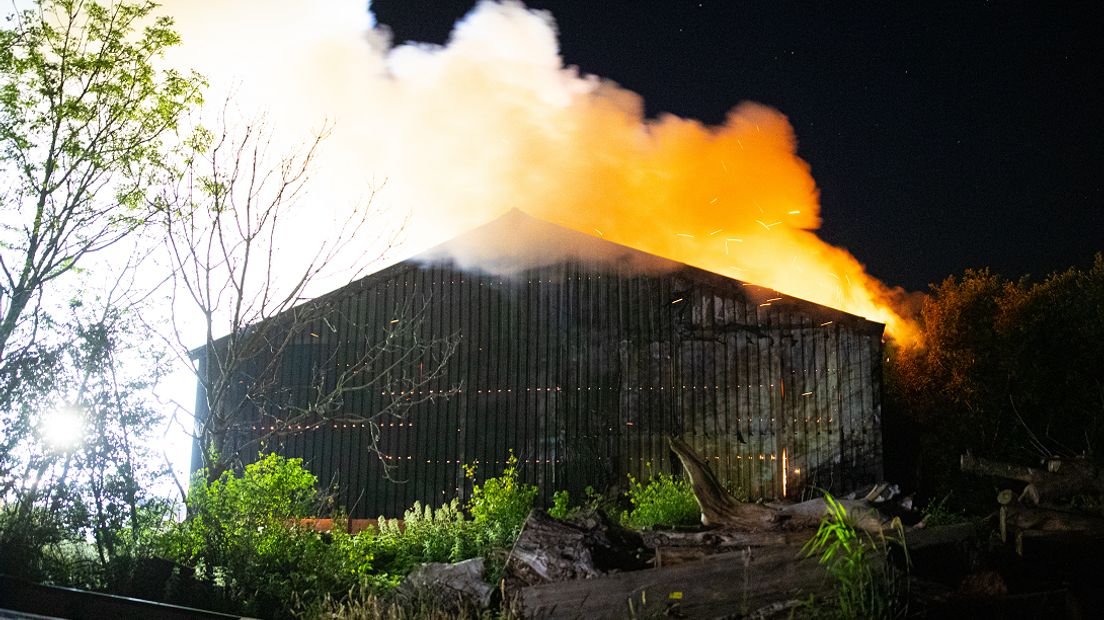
[502,509,651,590]
[517,544,849,619]
[902,522,978,552]
[668,436,784,529]
[961,453,1104,507]
[960,453,1043,483]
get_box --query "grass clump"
[802,493,908,619]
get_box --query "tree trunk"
[668,436,783,529]
[503,510,652,590]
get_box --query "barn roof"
[195,209,883,355]
[343,209,882,328]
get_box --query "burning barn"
[191,210,885,518]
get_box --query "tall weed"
[802,493,908,619]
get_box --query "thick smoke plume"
[161,0,917,342]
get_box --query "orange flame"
[162,0,919,344]
[514,101,918,343]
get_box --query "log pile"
[517,544,838,619]
[960,453,1104,555]
[960,453,1104,509]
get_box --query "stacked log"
[960,453,1104,556]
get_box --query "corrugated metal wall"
[209,258,884,518]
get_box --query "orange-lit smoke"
[161,0,917,343]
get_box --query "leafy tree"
[0,288,176,591]
[887,255,1104,499]
[0,0,202,363]
[0,0,200,590]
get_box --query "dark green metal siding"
[204,257,884,518]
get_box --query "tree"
[0,0,201,479]
[0,0,202,408]
[162,114,458,483]
[0,0,201,588]
[0,265,177,589]
[887,255,1104,499]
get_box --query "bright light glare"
[39,407,85,452]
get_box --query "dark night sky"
[371,1,1104,292]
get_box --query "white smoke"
[158,0,917,339]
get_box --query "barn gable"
[194,210,885,517]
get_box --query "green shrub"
[160,454,356,619]
[620,470,700,529]
[161,452,541,616]
[465,453,538,550]
[548,486,606,521]
[370,500,478,579]
[548,490,574,520]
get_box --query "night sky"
[371,1,1104,293]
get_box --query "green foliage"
[162,453,539,617]
[371,500,478,579]
[0,0,199,593]
[620,470,700,529]
[887,255,1104,498]
[161,454,354,619]
[803,493,906,620]
[0,0,203,360]
[0,304,177,593]
[465,452,538,550]
[548,486,607,521]
[548,490,573,520]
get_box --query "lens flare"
[39,407,84,452]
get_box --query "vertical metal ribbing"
[637,274,650,478]
[869,330,885,483]
[516,272,529,493]
[380,274,397,516]
[447,265,463,505]
[754,291,768,497]
[214,250,886,518]
[719,294,733,488]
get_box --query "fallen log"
[517,544,846,619]
[961,453,1104,507]
[640,529,812,568]
[771,497,887,533]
